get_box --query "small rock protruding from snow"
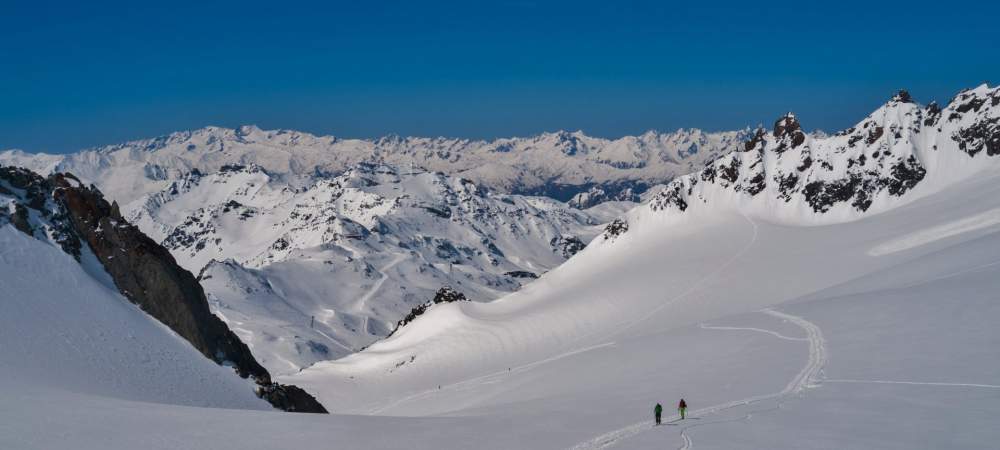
[388,286,471,337]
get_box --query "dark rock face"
[550,235,586,258]
[924,102,942,126]
[505,270,539,279]
[256,383,327,413]
[1,167,326,414]
[743,128,768,152]
[772,113,806,152]
[52,176,269,378]
[648,183,689,213]
[0,167,81,257]
[954,117,1000,157]
[894,90,913,103]
[602,218,630,239]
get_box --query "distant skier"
[678,398,688,419]
[654,403,663,425]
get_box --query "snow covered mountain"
[272,85,1000,448]
[122,161,620,374]
[0,127,751,207]
[623,86,1000,228]
[3,85,999,450]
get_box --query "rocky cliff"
[0,166,327,413]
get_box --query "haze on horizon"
[3,0,997,153]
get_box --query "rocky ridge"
[0,166,327,413]
[602,85,1000,241]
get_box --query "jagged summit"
[893,89,914,103]
[771,112,806,150]
[605,85,1000,240]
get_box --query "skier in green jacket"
[654,403,663,425]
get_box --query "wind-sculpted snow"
[0,126,751,207]
[125,161,613,373]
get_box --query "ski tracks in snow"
[697,323,809,342]
[569,308,828,450]
[356,252,408,334]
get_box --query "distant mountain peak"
[2,124,747,208]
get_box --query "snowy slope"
[0,127,750,206]
[2,85,999,450]
[276,86,1000,448]
[5,89,996,448]
[0,226,267,409]
[123,161,613,374]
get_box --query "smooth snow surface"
[0,227,266,409]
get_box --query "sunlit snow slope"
[282,86,1000,449]
[0,227,267,410]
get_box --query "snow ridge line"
[568,308,827,450]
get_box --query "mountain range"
[0,126,753,208]
[2,84,999,449]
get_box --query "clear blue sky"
[3,0,997,153]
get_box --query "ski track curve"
[569,308,827,450]
[357,252,408,335]
[697,323,809,342]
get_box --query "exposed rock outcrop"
[614,85,999,239]
[0,167,327,413]
[387,286,470,338]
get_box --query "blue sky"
[2,0,997,153]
